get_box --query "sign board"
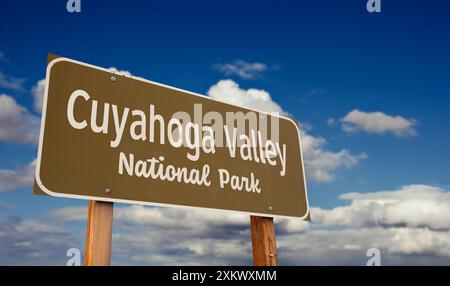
[34,55,309,219]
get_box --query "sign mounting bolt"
[104,188,111,194]
[110,76,117,82]
[268,206,273,211]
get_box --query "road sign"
[35,55,309,218]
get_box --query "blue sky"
[1,0,450,265]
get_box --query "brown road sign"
[34,55,310,219]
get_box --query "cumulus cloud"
[278,227,450,265]
[46,204,304,265]
[0,94,40,144]
[207,80,365,182]
[0,215,78,265]
[214,60,268,80]
[339,109,417,137]
[0,160,36,193]
[31,79,45,113]
[313,184,450,230]
[300,130,367,182]
[0,71,25,91]
[207,79,285,115]
[114,206,254,265]
[108,67,131,76]
[46,206,87,222]
[277,184,450,265]
[46,184,450,265]
[49,205,253,265]
[48,204,250,230]
[108,67,146,81]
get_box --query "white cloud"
[48,204,250,229]
[108,67,131,76]
[279,184,450,264]
[0,160,36,193]
[49,205,253,265]
[278,227,450,265]
[300,130,367,182]
[108,67,146,81]
[207,79,284,114]
[313,184,450,230]
[113,206,253,265]
[0,215,77,265]
[277,218,309,233]
[46,206,87,221]
[340,109,417,137]
[47,204,307,265]
[0,71,25,91]
[207,79,365,182]
[47,184,450,265]
[0,94,40,144]
[31,79,45,113]
[214,60,268,80]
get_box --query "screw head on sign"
[104,188,111,194]
[111,76,117,82]
[268,206,273,211]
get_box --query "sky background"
[1,0,450,265]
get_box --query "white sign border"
[35,56,310,220]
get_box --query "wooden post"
[84,200,114,266]
[250,216,277,266]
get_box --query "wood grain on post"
[250,216,277,266]
[84,200,114,266]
